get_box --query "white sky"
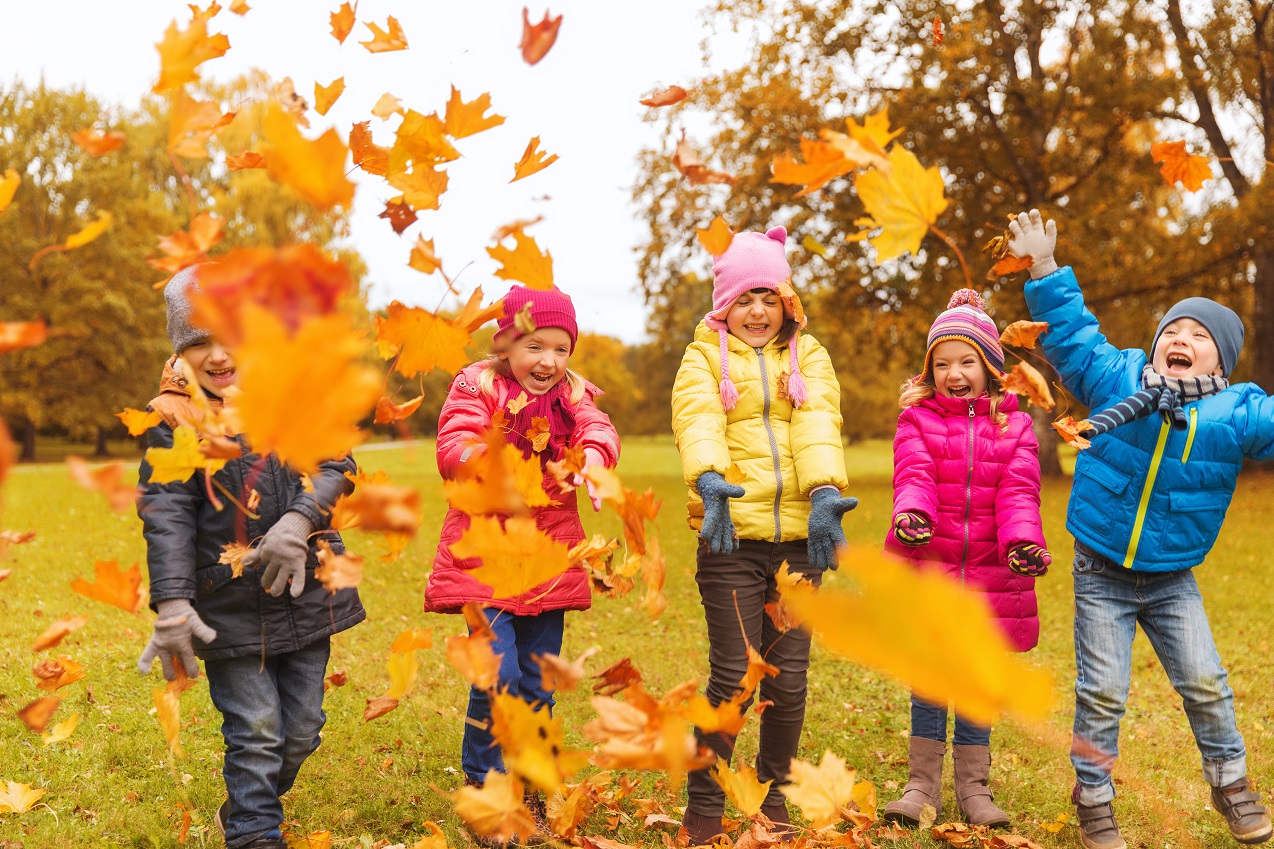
[0,1,751,343]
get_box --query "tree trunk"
[20,420,36,462]
[94,426,111,458]
[1249,245,1274,393]
[1029,403,1064,477]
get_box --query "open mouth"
[206,366,236,386]
[529,370,556,390]
[1165,352,1193,372]
[742,323,770,335]
[947,385,971,398]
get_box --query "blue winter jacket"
[1025,266,1274,571]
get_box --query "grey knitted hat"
[164,266,211,353]
[1153,297,1245,377]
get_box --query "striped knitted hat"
[923,289,1005,379]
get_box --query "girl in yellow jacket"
[672,226,855,843]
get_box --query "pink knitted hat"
[703,226,808,410]
[496,285,579,352]
[922,289,1006,379]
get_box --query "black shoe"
[214,800,229,838]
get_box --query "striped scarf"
[1081,365,1228,437]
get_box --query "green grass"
[2,436,1272,848]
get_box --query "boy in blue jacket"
[1009,210,1272,849]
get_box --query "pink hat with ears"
[703,226,808,410]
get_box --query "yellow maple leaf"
[385,649,418,700]
[408,236,443,275]
[329,2,355,43]
[153,13,230,93]
[451,770,536,842]
[154,687,183,756]
[372,92,403,119]
[219,542,252,578]
[443,437,557,515]
[33,656,86,692]
[375,301,473,378]
[115,408,162,438]
[388,165,449,212]
[361,16,409,52]
[489,691,590,793]
[487,229,553,290]
[391,628,433,653]
[0,780,46,813]
[42,712,80,746]
[0,168,20,215]
[445,603,501,690]
[846,106,904,150]
[260,104,355,212]
[65,210,113,250]
[167,90,234,159]
[145,425,209,484]
[510,136,559,183]
[70,560,145,613]
[712,761,772,818]
[443,87,506,139]
[696,215,733,256]
[781,750,857,827]
[452,516,572,599]
[314,77,345,116]
[853,146,948,261]
[779,548,1054,725]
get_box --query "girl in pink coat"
[882,289,1050,830]
[425,285,619,829]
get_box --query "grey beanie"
[1153,296,1245,377]
[164,266,211,353]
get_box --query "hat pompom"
[785,370,808,408]
[719,377,740,411]
[947,288,987,311]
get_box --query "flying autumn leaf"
[149,212,225,276]
[153,13,230,92]
[712,762,772,818]
[640,85,689,107]
[0,168,19,215]
[408,236,444,275]
[445,602,500,690]
[846,106,905,150]
[0,781,46,813]
[33,656,86,693]
[374,394,424,424]
[273,77,310,127]
[219,542,251,578]
[999,320,1049,349]
[361,16,408,52]
[29,211,113,269]
[932,16,944,47]
[226,150,265,169]
[489,692,591,793]
[314,77,346,116]
[350,122,390,177]
[0,321,46,354]
[1151,140,1212,192]
[452,515,572,599]
[144,425,214,484]
[65,456,138,513]
[520,8,563,65]
[315,541,364,592]
[492,216,545,242]
[167,91,235,159]
[770,137,858,197]
[452,770,537,842]
[18,696,60,733]
[41,713,79,746]
[584,679,714,785]
[376,302,473,378]
[391,628,433,653]
[331,481,421,534]
[154,687,183,755]
[443,435,558,515]
[507,392,531,415]
[487,229,554,290]
[781,751,858,827]
[1001,362,1055,409]
[672,130,738,185]
[70,560,145,613]
[443,87,506,139]
[330,2,355,43]
[372,92,403,119]
[989,254,1034,278]
[32,615,90,652]
[378,197,416,234]
[511,136,559,183]
[696,216,733,256]
[533,646,599,693]
[592,657,643,696]
[73,129,125,157]
[115,408,162,437]
[1053,416,1092,450]
[853,146,948,261]
[260,104,355,212]
[230,0,250,13]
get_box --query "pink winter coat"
[884,392,1045,652]
[425,364,620,616]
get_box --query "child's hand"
[1007,209,1059,279]
[807,487,858,571]
[243,511,314,597]
[137,599,217,681]
[892,511,933,546]
[1007,542,1051,577]
[696,470,745,555]
[573,447,607,512]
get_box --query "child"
[1008,209,1273,848]
[425,285,619,829]
[881,289,1050,829]
[671,226,856,844]
[136,266,365,849]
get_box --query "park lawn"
[1,435,1272,848]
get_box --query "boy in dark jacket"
[1009,210,1273,849]
[136,266,365,849]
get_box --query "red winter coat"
[884,393,1045,652]
[425,364,620,615]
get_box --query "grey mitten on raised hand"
[1007,209,1059,279]
[137,598,218,681]
[696,470,745,555]
[807,487,858,571]
[242,511,314,597]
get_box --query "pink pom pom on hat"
[703,226,808,410]
[921,288,1006,379]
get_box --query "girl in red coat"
[425,286,619,817]
[882,289,1050,829]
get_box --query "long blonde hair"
[476,356,587,404]
[899,371,1009,434]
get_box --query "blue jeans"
[205,638,330,849]
[462,608,565,782]
[911,694,991,747]
[1070,541,1246,806]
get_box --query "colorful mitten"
[892,511,933,546]
[1007,542,1052,577]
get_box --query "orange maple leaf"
[0,168,19,215]
[532,646,599,693]
[443,87,505,139]
[373,394,424,424]
[230,0,250,13]
[167,91,235,159]
[360,16,408,52]
[452,770,537,842]
[408,236,444,275]
[226,150,265,170]
[115,408,162,437]
[260,104,355,212]
[330,481,421,535]
[66,457,138,512]
[1151,140,1212,192]
[350,121,389,177]
[314,77,346,116]
[329,2,356,44]
[1053,416,1093,450]
[999,320,1049,349]
[487,229,553,290]
[375,302,473,378]
[0,321,47,355]
[153,13,230,93]
[989,254,1034,277]
[770,137,857,197]
[932,16,944,47]
[511,136,559,183]
[696,216,733,256]
[672,130,738,185]
[506,392,531,415]
[33,656,86,693]
[378,197,416,234]
[443,434,557,515]
[446,602,501,689]
[70,560,145,613]
[148,213,224,277]
[315,540,364,592]
[391,628,433,653]
[387,165,449,212]
[153,687,183,755]
[456,286,508,333]
[525,417,551,453]
[1001,362,1055,410]
[73,129,125,157]
[18,696,61,733]
[32,615,90,653]
[492,216,544,242]
[452,515,573,599]
[520,8,563,65]
[640,85,689,107]
[372,92,403,119]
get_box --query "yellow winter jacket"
[672,321,848,542]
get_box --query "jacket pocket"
[1162,490,1227,554]
[195,562,240,597]
[1071,457,1132,537]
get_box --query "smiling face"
[500,327,573,395]
[930,339,989,399]
[181,339,236,397]
[1152,317,1223,379]
[725,289,785,347]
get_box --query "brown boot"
[677,810,725,846]
[883,737,946,826]
[952,744,1009,827]
[759,801,793,836]
[1211,778,1273,844]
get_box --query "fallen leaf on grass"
[0,780,46,813]
[42,713,80,746]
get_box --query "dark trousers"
[687,539,822,816]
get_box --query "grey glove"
[242,511,314,597]
[1007,209,1059,279]
[137,599,218,681]
[696,471,745,555]
[807,487,858,571]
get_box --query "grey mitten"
[696,471,745,555]
[137,599,218,681]
[242,511,314,597]
[1007,209,1059,279]
[807,487,858,571]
